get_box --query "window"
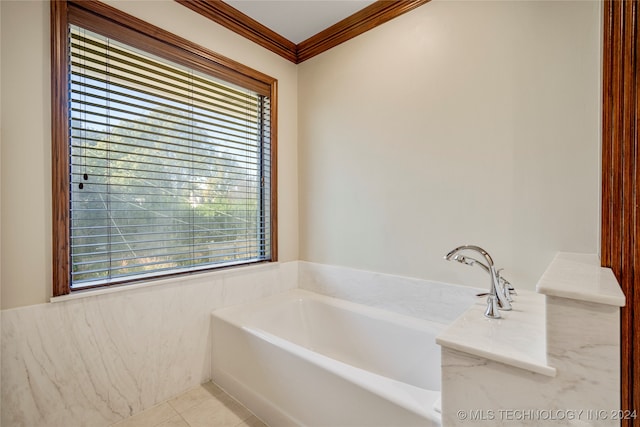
[51,1,277,295]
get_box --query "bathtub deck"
[110,382,268,427]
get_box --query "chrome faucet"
[447,253,516,302]
[444,245,512,319]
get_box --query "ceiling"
[177,0,430,63]
[224,0,377,44]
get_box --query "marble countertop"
[436,252,625,378]
[436,289,557,377]
[536,253,625,307]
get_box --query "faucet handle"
[496,269,516,301]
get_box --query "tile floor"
[111,382,268,427]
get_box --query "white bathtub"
[211,289,444,427]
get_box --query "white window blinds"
[68,25,272,288]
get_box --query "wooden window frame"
[601,0,639,421]
[51,0,278,296]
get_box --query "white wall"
[0,1,3,423]
[1,0,51,309]
[298,0,602,291]
[0,0,299,309]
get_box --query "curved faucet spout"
[445,245,494,266]
[444,245,512,318]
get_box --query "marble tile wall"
[1,262,297,427]
[545,296,621,415]
[440,283,622,426]
[2,260,479,426]
[441,297,622,427]
[298,261,480,324]
[441,348,556,427]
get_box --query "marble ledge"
[536,252,625,307]
[49,261,287,304]
[436,289,556,377]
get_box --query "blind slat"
[70,33,257,107]
[69,25,271,288]
[72,239,269,263]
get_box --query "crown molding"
[296,0,430,63]
[175,0,431,64]
[175,0,298,62]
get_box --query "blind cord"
[79,28,88,189]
